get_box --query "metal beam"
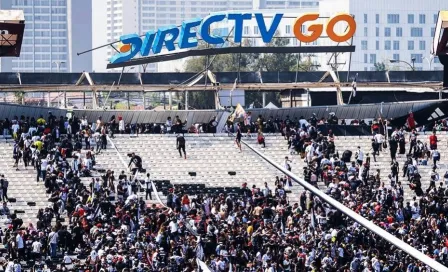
[107,46,356,69]
[0,82,442,92]
[240,138,448,272]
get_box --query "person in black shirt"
[2,118,10,142]
[109,115,116,138]
[235,123,242,152]
[176,134,186,159]
[128,153,142,175]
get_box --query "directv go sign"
[110,13,356,64]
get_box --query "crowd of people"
[0,111,447,271]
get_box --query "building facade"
[0,0,92,73]
[92,0,255,73]
[92,0,447,73]
[319,0,448,72]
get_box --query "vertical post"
[47,91,50,107]
[83,91,86,109]
[185,91,188,110]
[127,92,130,110]
[289,89,292,108]
[92,90,97,109]
[214,90,219,110]
[262,92,266,107]
[163,92,166,110]
[64,91,67,108]
[21,93,24,105]
[168,92,172,110]
[346,31,354,82]
[142,91,146,110]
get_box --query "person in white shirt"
[11,122,19,140]
[16,233,24,260]
[355,146,364,166]
[48,229,58,258]
[32,239,42,259]
[119,118,125,134]
[165,117,173,134]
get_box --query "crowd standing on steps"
[0,112,448,271]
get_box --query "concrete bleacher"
[105,134,303,203]
[246,132,448,201]
[0,138,47,225]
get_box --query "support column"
[440,55,448,88]
[83,91,86,109]
[64,91,67,108]
[168,92,172,110]
[92,90,97,109]
[262,92,266,107]
[215,91,220,109]
[289,89,292,108]
[127,92,130,110]
[21,93,24,105]
[142,91,146,109]
[47,91,50,107]
[184,91,188,110]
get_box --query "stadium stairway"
[245,132,448,202]
[104,134,303,204]
[0,137,47,226]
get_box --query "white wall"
[92,0,108,72]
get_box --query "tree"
[14,91,25,104]
[374,62,387,71]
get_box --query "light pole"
[422,56,434,70]
[389,58,415,71]
[52,61,65,73]
[52,61,66,107]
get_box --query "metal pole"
[142,91,146,109]
[64,91,67,108]
[168,92,172,110]
[47,91,50,107]
[262,92,266,107]
[83,91,86,108]
[346,35,354,82]
[185,91,188,110]
[238,138,448,272]
[127,93,130,110]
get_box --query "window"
[419,40,425,50]
[384,40,391,50]
[375,14,379,24]
[364,14,367,23]
[434,14,438,24]
[411,54,423,63]
[393,41,400,50]
[384,27,391,37]
[364,27,368,36]
[396,27,402,37]
[387,14,399,24]
[408,14,414,24]
[285,25,290,34]
[431,27,436,35]
[361,40,368,50]
[393,53,400,61]
[370,54,376,64]
[408,40,414,50]
[364,54,368,63]
[243,26,249,35]
[376,40,379,50]
[419,14,425,24]
[254,26,259,35]
[376,27,379,37]
[411,27,423,37]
